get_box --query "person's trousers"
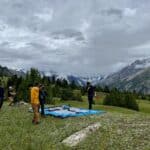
[8,97,14,106]
[40,102,45,116]
[32,104,40,123]
[88,96,93,110]
[0,97,4,109]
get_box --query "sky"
[0,0,150,76]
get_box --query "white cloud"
[123,8,136,17]
[79,20,90,39]
[34,9,53,22]
[133,42,150,50]
[111,62,128,72]
[0,0,150,75]
[129,42,150,58]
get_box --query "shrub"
[61,89,82,101]
[103,90,139,111]
[124,93,139,111]
[45,85,53,104]
[72,90,83,101]
[61,89,73,101]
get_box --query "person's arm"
[10,91,16,96]
[86,85,90,92]
[2,88,5,98]
[94,91,97,97]
[44,90,47,97]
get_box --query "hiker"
[0,84,4,110]
[39,85,47,117]
[30,83,40,124]
[8,86,16,106]
[86,82,95,110]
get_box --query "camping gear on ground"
[29,105,105,118]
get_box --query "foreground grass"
[138,100,150,114]
[0,101,150,150]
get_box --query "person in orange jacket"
[30,83,40,124]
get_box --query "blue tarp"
[43,106,105,118]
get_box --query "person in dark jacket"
[86,82,95,110]
[0,85,4,110]
[39,85,47,116]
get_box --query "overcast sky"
[0,0,150,75]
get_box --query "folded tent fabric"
[44,106,105,118]
[29,105,105,118]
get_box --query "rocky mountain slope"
[102,58,150,94]
[0,65,25,77]
[1,58,149,94]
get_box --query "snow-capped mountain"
[102,58,150,94]
[68,75,105,86]
[0,65,26,77]
[1,58,149,94]
[44,72,104,86]
[134,58,150,69]
[41,58,150,94]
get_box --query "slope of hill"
[0,65,12,76]
[0,101,150,150]
[0,65,25,77]
[102,58,150,94]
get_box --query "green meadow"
[0,96,150,150]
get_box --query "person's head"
[39,83,42,87]
[39,84,44,90]
[9,86,13,90]
[87,81,91,86]
[28,84,33,90]
[34,82,39,87]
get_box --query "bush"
[45,85,53,104]
[124,93,139,111]
[61,89,73,101]
[72,90,83,101]
[61,89,82,101]
[103,90,139,111]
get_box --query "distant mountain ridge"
[0,65,104,86]
[47,58,150,94]
[43,72,104,87]
[0,65,25,77]
[102,58,150,94]
[0,58,149,94]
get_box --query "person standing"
[0,85,4,110]
[8,86,16,106]
[39,85,47,117]
[86,82,95,110]
[31,83,40,124]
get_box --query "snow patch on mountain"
[41,71,104,86]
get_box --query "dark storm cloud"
[101,8,123,18]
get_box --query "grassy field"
[137,99,150,114]
[0,99,150,150]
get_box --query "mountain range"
[44,58,150,94]
[0,58,149,94]
[101,58,150,94]
[0,65,25,77]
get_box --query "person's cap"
[87,81,91,85]
[39,84,42,87]
[9,86,13,89]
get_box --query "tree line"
[4,68,83,103]
[1,67,149,111]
